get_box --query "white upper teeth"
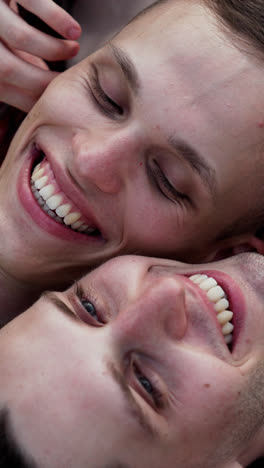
[31,158,97,235]
[31,167,44,181]
[39,184,55,200]
[46,194,62,210]
[189,274,234,346]
[64,212,81,225]
[35,176,48,190]
[56,203,71,218]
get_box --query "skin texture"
[0,0,81,111]
[1,1,264,296]
[1,252,264,467]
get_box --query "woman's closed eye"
[148,159,190,205]
[90,64,124,117]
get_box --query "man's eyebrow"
[108,362,159,439]
[41,291,78,322]
[107,42,140,94]
[168,136,217,198]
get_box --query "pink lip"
[185,270,246,352]
[17,142,105,244]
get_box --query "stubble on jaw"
[210,361,264,468]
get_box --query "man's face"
[2,0,264,286]
[1,253,264,468]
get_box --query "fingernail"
[69,43,80,57]
[67,26,81,40]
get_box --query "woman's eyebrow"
[168,136,217,198]
[107,361,160,439]
[107,42,140,94]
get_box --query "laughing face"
[1,253,264,468]
[2,0,264,287]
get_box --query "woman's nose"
[115,277,188,347]
[72,128,142,194]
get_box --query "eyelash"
[150,160,189,204]
[90,65,123,116]
[74,282,105,326]
[89,65,190,207]
[132,361,164,410]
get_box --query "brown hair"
[137,0,264,60]
[203,0,264,58]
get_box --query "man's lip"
[150,265,245,352]
[34,139,104,238]
[181,275,231,349]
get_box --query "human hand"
[0,0,81,111]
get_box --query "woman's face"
[1,1,264,287]
[1,253,264,468]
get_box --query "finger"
[9,1,19,14]
[14,48,50,70]
[0,82,37,112]
[0,2,80,61]
[2,1,19,12]
[0,41,58,95]
[17,0,82,40]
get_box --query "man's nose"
[71,128,142,194]
[115,277,188,347]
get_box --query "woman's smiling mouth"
[30,148,101,237]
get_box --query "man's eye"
[149,160,190,205]
[74,282,105,325]
[80,299,99,321]
[90,65,123,116]
[133,362,163,409]
[138,375,153,395]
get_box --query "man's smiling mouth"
[189,274,234,346]
[30,151,100,236]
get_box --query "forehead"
[99,0,264,222]
[115,1,264,153]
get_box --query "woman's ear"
[203,232,264,262]
[230,233,264,256]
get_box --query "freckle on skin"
[203,383,211,389]
[258,121,264,128]
[139,162,143,166]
